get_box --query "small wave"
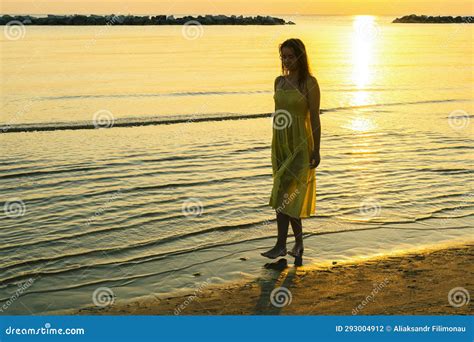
[420,167,473,175]
[0,98,468,134]
[0,112,270,134]
[27,90,271,102]
[0,166,104,180]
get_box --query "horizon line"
[1,13,472,17]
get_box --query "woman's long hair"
[279,38,313,95]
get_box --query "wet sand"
[69,242,473,315]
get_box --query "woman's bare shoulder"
[274,75,284,83]
[306,75,318,85]
[274,75,284,90]
[306,75,320,92]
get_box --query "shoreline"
[64,241,473,315]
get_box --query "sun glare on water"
[346,16,380,132]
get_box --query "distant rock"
[393,14,474,23]
[0,14,293,25]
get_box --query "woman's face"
[280,46,298,72]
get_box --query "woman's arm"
[307,76,321,168]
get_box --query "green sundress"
[268,78,316,218]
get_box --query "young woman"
[261,38,321,266]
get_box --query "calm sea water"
[1,15,473,314]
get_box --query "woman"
[261,38,321,266]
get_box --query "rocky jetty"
[393,14,473,23]
[0,14,295,25]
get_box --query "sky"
[1,0,473,16]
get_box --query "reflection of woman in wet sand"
[262,38,321,266]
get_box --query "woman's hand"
[309,150,320,169]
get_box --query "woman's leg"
[275,211,290,248]
[261,211,290,258]
[289,216,304,266]
[289,216,303,246]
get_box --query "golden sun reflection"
[350,15,378,107]
[348,117,376,132]
[346,16,379,132]
[351,16,377,88]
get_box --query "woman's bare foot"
[288,242,304,257]
[288,242,304,266]
[261,245,287,259]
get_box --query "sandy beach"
[67,242,473,315]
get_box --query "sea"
[0,14,473,314]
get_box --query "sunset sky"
[1,0,473,16]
